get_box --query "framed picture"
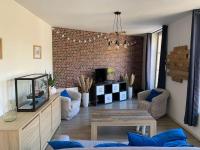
[33,45,42,59]
[0,38,2,59]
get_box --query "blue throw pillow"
[95,143,128,147]
[60,90,71,98]
[146,89,162,102]
[128,132,158,146]
[152,128,187,146]
[48,140,84,149]
[163,140,193,147]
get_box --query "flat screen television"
[95,68,115,83]
[95,68,107,83]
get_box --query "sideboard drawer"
[52,97,61,132]
[21,116,40,150]
[96,85,104,95]
[105,94,112,104]
[40,104,52,150]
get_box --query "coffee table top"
[91,109,155,122]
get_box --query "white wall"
[0,0,52,115]
[167,12,200,140]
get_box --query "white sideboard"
[0,94,61,150]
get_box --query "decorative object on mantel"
[0,38,2,59]
[3,101,17,122]
[122,73,135,99]
[48,74,57,95]
[167,45,189,83]
[107,67,115,81]
[77,75,93,107]
[33,45,42,59]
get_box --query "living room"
[0,0,200,150]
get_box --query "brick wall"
[53,27,144,88]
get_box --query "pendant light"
[108,11,128,49]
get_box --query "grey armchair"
[137,88,170,119]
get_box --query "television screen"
[95,68,107,83]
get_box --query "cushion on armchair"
[146,89,162,102]
[60,90,71,99]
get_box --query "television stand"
[90,81,127,106]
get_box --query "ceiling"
[15,0,200,35]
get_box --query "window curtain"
[157,25,168,89]
[145,33,152,90]
[184,9,200,126]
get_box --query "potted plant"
[77,75,93,107]
[48,74,57,95]
[122,73,135,99]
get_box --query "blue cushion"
[146,89,162,102]
[152,128,187,146]
[163,140,193,147]
[48,140,84,149]
[60,90,71,98]
[94,143,128,147]
[128,132,158,146]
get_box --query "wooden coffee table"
[90,109,157,140]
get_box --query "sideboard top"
[0,93,59,131]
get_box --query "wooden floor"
[54,100,200,146]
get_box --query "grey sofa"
[61,140,199,150]
[137,88,170,119]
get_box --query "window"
[155,32,162,87]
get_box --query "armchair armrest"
[60,96,72,111]
[150,90,170,119]
[138,100,151,111]
[137,90,151,100]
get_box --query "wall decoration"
[33,45,42,59]
[0,38,2,59]
[167,45,189,83]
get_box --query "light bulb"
[124,44,128,48]
[115,45,120,49]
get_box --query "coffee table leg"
[142,126,146,135]
[150,122,157,136]
[91,123,97,140]
[136,126,140,132]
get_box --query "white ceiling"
[15,0,200,35]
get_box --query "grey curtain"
[184,9,200,126]
[145,33,152,90]
[157,25,168,89]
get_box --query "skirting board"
[168,115,200,141]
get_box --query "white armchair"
[137,88,170,119]
[60,89,81,120]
